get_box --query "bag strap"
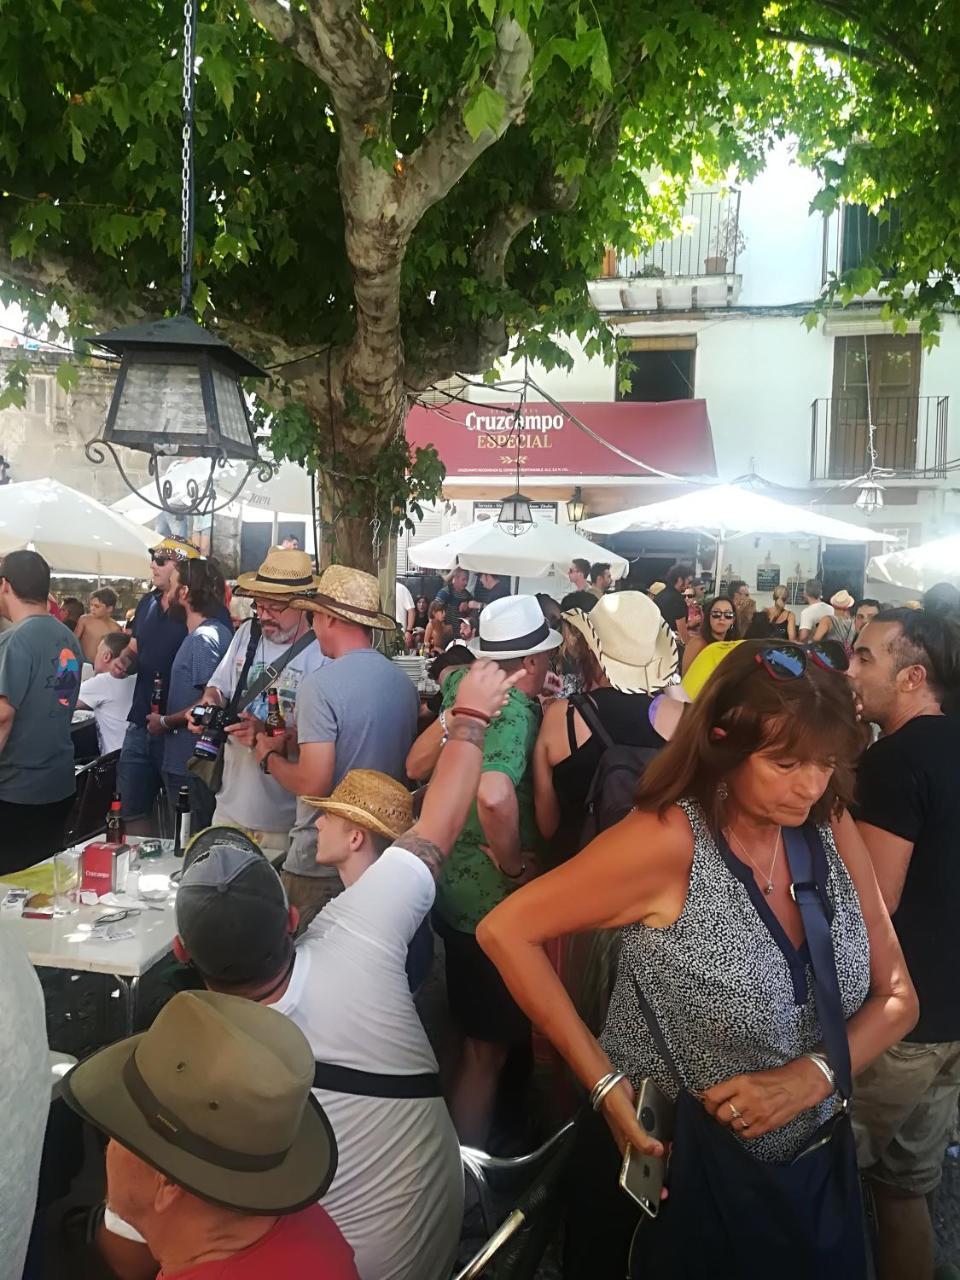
[224,620,261,720]
[629,972,685,1092]
[570,693,616,751]
[312,1062,441,1099]
[236,628,317,716]
[782,825,854,1101]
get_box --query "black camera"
[191,704,233,759]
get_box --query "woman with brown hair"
[679,594,739,675]
[478,640,916,1279]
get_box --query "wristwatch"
[259,750,277,775]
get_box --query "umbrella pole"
[713,536,724,593]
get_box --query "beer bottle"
[151,673,163,715]
[173,785,191,858]
[105,795,124,844]
[265,687,286,738]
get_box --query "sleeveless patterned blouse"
[600,798,870,1161]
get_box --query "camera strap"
[223,619,262,722]
[235,626,318,716]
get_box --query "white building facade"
[401,144,960,604]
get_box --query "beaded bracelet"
[451,706,492,725]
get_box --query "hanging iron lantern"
[566,485,585,525]
[497,490,534,537]
[85,0,271,516]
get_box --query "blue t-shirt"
[0,614,82,803]
[162,619,233,777]
[129,589,230,726]
[128,590,186,727]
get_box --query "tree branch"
[399,18,534,233]
[803,0,920,69]
[761,26,892,67]
[243,0,325,77]
[405,178,579,391]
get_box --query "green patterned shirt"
[434,666,541,932]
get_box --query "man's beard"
[167,601,187,625]
[262,619,300,645]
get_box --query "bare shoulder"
[584,803,694,873]
[392,830,444,881]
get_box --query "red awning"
[405,399,716,478]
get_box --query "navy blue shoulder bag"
[629,823,868,1280]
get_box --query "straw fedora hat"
[60,990,337,1215]
[302,769,414,842]
[563,590,678,694]
[467,595,562,661]
[830,589,855,610]
[292,564,395,631]
[234,547,323,598]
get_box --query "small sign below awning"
[405,399,717,479]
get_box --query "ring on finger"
[738,1118,751,1132]
[726,1102,742,1120]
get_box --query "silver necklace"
[727,825,782,895]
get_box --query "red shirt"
[157,1205,359,1279]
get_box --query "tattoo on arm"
[394,832,444,880]
[447,718,487,749]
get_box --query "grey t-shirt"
[284,648,419,877]
[0,614,82,803]
[0,933,48,1279]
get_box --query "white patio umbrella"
[582,483,900,544]
[409,517,629,579]
[0,479,158,576]
[867,532,960,593]
[112,458,313,525]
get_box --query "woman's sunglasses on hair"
[755,641,849,679]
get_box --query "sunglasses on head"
[755,641,849,679]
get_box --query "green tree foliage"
[0,0,956,566]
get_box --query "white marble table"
[0,845,182,1037]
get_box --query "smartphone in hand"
[619,1077,674,1219]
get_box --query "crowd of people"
[3,535,960,1280]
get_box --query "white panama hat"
[468,595,562,661]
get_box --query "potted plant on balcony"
[704,210,747,274]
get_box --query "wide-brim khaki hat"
[830,589,855,610]
[302,769,414,842]
[563,590,678,694]
[60,991,337,1216]
[292,564,395,631]
[234,547,323,598]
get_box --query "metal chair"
[456,1119,577,1279]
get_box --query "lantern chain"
[179,0,197,315]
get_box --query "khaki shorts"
[210,806,288,854]
[853,1039,960,1196]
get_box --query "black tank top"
[768,613,790,640]
[550,689,663,860]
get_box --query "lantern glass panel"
[111,362,207,442]
[212,366,253,449]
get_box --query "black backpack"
[570,693,662,850]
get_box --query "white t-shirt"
[0,934,48,1279]
[395,581,414,626]
[798,600,834,634]
[272,849,463,1280]
[79,671,135,754]
[207,620,328,833]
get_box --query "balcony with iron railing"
[589,190,743,313]
[810,395,948,481]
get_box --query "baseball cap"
[175,828,292,986]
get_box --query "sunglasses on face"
[150,552,174,566]
[755,641,849,680]
[711,610,735,620]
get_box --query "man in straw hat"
[118,534,215,835]
[61,989,359,1277]
[166,659,516,1280]
[432,594,561,1146]
[188,547,328,851]
[255,564,417,926]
